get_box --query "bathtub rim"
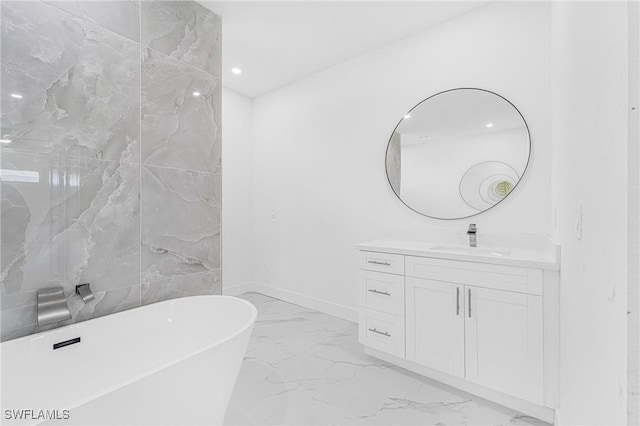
[2,295,257,346]
[1,295,257,422]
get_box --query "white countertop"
[356,239,560,270]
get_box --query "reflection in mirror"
[386,88,530,219]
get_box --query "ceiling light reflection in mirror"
[385,88,531,220]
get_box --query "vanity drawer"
[358,310,405,358]
[359,270,404,316]
[360,251,404,275]
[405,256,543,295]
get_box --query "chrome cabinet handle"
[368,289,391,296]
[368,260,391,266]
[468,289,472,318]
[368,328,391,337]
[456,287,460,316]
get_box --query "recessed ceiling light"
[231,67,242,75]
[486,123,494,128]
[192,91,201,97]
[0,139,12,144]
[404,114,411,119]
[10,94,22,99]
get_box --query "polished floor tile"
[225,292,550,426]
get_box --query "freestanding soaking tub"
[1,295,257,425]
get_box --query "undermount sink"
[429,244,511,256]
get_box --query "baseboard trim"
[225,284,554,422]
[227,281,358,323]
[365,347,556,425]
[223,282,256,296]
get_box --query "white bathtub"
[1,295,257,425]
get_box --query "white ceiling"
[199,1,489,98]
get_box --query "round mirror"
[385,88,530,219]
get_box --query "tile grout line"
[2,1,221,333]
[40,0,222,81]
[140,2,222,79]
[141,162,221,176]
[39,0,140,46]
[1,147,221,177]
[137,2,220,303]
[142,268,222,288]
[1,280,144,341]
[143,43,222,82]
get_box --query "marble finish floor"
[225,292,550,426]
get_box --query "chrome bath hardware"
[467,223,477,247]
[456,287,460,315]
[369,288,391,296]
[368,328,391,337]
[76,283,95,303]
[37,287,72,327]
[368,260,391,266]
[368,289,391,296]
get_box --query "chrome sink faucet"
[467,223,477,247]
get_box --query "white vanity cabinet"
[405,255,544,404]
[464,285,543,402]
[357,240,560,424]
[358,252,405,358]
[405,277,465,378]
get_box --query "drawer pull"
[368,328,391,337]
[368,289,391,296]
[368,260,391,266]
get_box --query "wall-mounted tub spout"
[76,283,95,303]
[37,287,72,327]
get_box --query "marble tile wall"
[0,0,222,341]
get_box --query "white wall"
[222,1,638,423]
[631,165,640,418]
[628,2,640,422]
[551,2,630,424]
[222,88,253,291]
[249,1,552,319]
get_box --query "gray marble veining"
[141,269,221,306]
[1,150,141,339]
[44,0,141,43]
[226,293,551,426]
[141,48,221,173]
[1,150,141,294]
[141,166,221,283]
[61,159,141,291]
[141,1,221,78]
[1,1,141,163]
[0,0,222,342]
[0,284,140,342]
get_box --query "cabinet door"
[406,277,465,378]
[465,286,543,404]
